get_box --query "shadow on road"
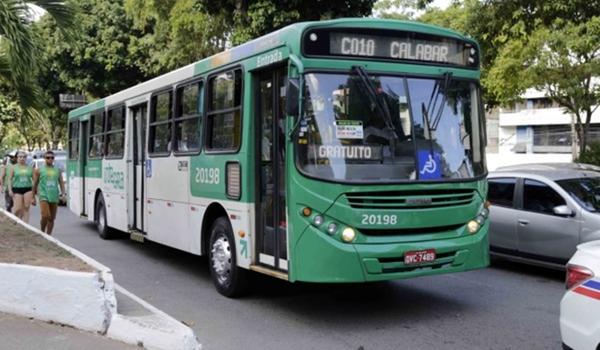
[489,257,564,282]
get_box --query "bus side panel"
[146,156,190,251]
[188,196,254,268]
[102,159,128,232]
[67,160,81,215]
[84,160,102,222]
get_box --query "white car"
[560,241,600,350]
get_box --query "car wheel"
[208,217,249,297]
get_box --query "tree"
[374,0,434,20]
[0,92,22,147]
[125,0,229,76]
[488,18,600,153]
[35,0,150,98]
[125,0,377,75]
[0,0,76,112]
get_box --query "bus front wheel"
[208,217,249,297]
[95,195,114,240]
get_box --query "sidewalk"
[0,312,136,350]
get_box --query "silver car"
[488,163,600,269]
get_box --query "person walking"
[0,151,17,212]
[33,151,65,235]
[8,151,35,223]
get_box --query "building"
[486,88,600,170]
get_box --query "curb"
[108,285,201,350]
[0,209,116,333]
[0,209,201,349]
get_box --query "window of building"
[533,125,572,149]
[488,178,516,208]
[174,82,202,154]
[89,110,105,158]
[149,91,173,155]
[105,105,125,158]
[68,120,79,160]
[523,179,566,215]
[532,98,553,109]
[205,69,242,152]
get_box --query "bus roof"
[68,18,476,119]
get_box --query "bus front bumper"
[292,223,489,283]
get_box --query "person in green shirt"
[33,151,65,235]
[0,151,17,212]
[8,151,35,223]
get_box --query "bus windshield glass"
[296,72,485,182]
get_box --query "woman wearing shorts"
[8,151,35,223]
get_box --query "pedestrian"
[8,151,35,223]
[0,151,17,212]
[32,151,65,235]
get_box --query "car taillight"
[565,264,594,290]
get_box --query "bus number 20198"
[195,167,220,184]
[361,214,398,225]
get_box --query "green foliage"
[0,92,22,146]
[0,0,76,112]
[124,0,376,73]
[374,0,434,20]
[576,143,600,166]
[36,0,149,98]
[125,0,227,76]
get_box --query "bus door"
[256,66,288,271]
[80,120,89,216]
[128,104,147,233]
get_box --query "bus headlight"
[341,227,356,242]
[467,220,480,234]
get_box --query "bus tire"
[208,217,249,298]
[95,195,113,240]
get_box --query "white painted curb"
[0,208,202,350]
[0,208,116,333]
[0,263,114,332]
[107,285,201,350]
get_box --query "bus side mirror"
[286,78,300,118]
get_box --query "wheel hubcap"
[211,234,232,286]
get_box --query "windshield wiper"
[351,66,398,139]
[422,72,453,132]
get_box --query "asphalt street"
[14,203,565,350]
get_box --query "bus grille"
[345,189,475,209]
[361,223,464,236]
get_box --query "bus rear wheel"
[208,217,249,297]
[95,195,114,240]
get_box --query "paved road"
[19,204,564,350]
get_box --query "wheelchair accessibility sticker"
[418,150,441,179]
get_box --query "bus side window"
[205,69,242,152]
[174,82,202,154]
[89,110,105,159]
[68,120,79,160]
[149,91,173,155]
[105,105,125,158]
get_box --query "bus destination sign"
[303,29,478,68]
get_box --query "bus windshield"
[296,72,485,182]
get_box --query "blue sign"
[418,150,441,180]
[146,159,152,178]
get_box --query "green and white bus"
[67,18,489,297]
